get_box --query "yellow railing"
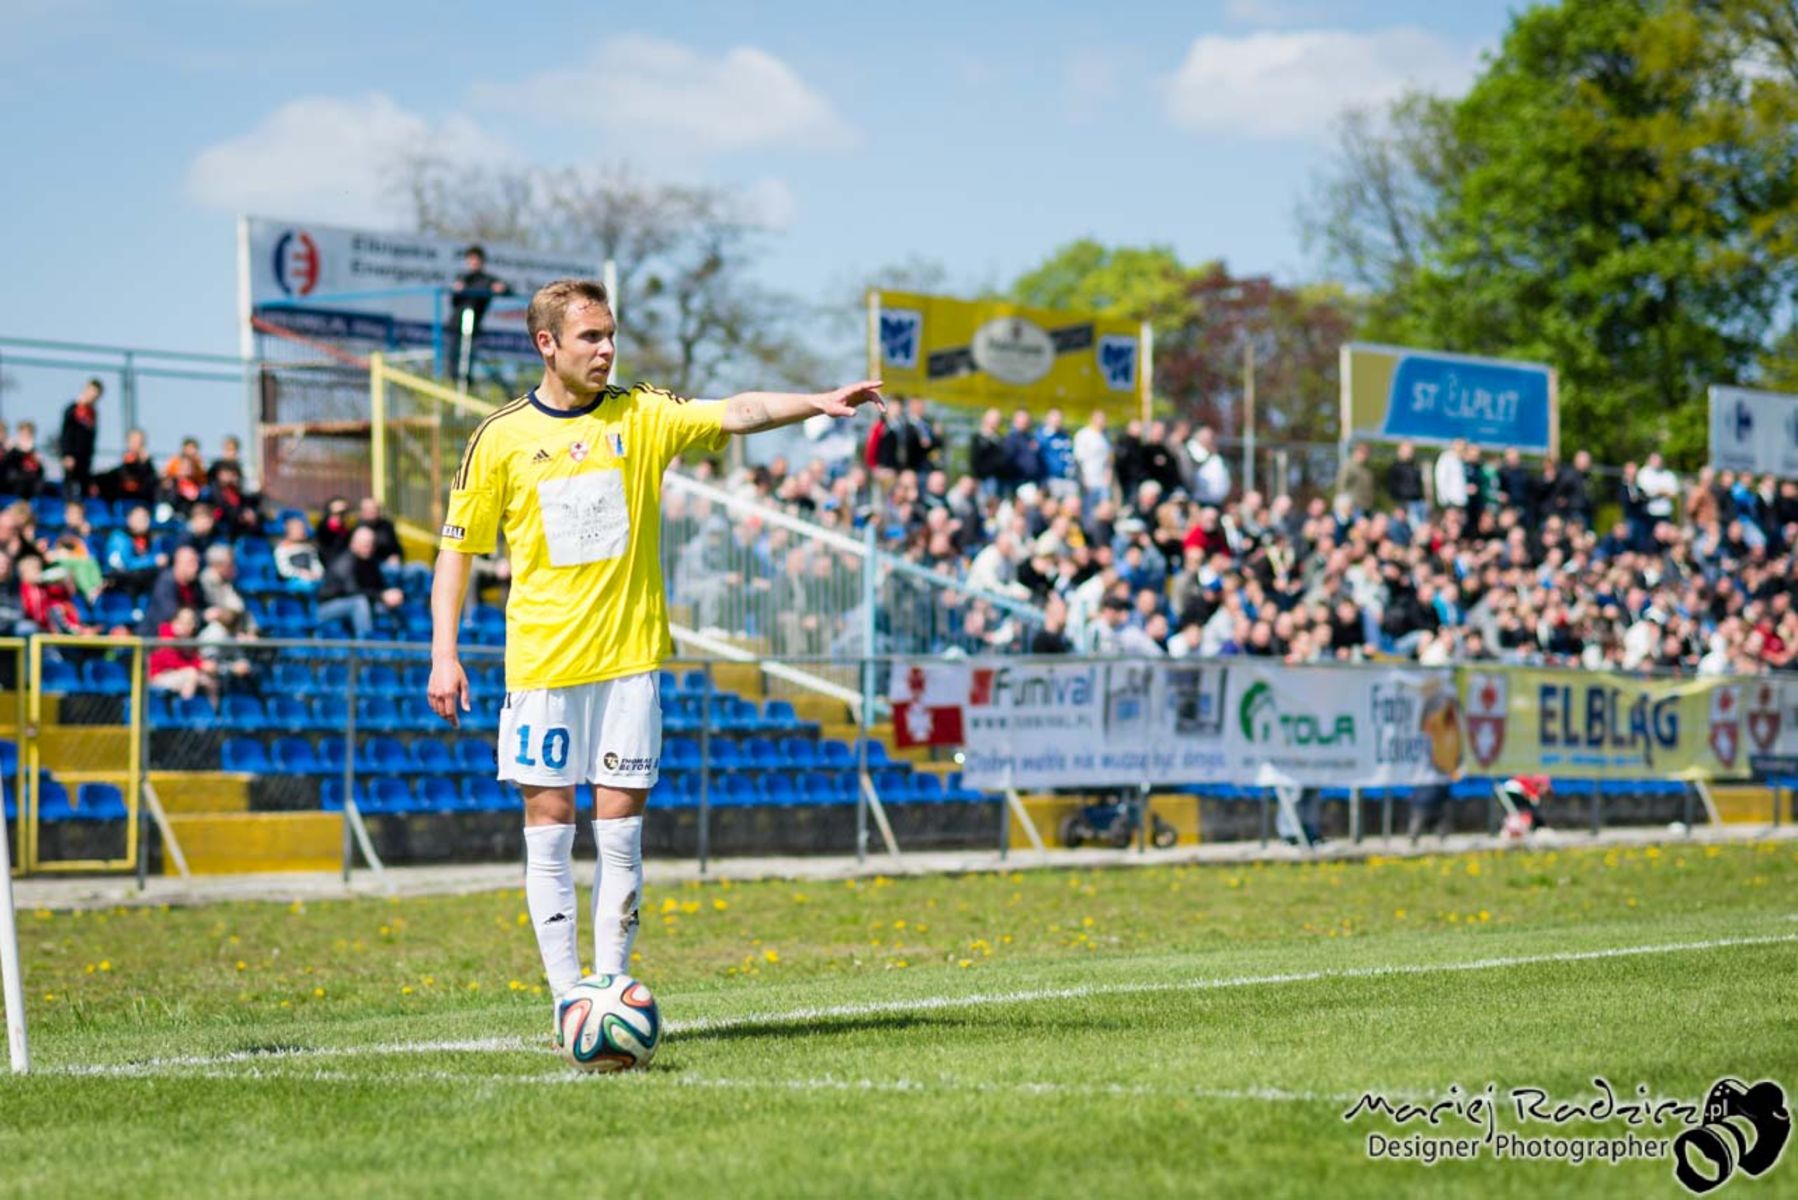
[24,636,143,875]
[369,353,500,531]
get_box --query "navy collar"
[529,387,610,419]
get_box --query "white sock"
[523,824,581,996]
[591,815,643,976]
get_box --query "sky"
[0,0,1520,452]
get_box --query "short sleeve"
[639,385,729,464]
[440,421,505,555]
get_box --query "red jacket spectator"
[148,621,203,678]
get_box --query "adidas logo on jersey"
[530,448,551,463]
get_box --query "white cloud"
[738,177,799,232]
[1164,28,1478,139]
[1223,0,1330,26]
[474,35,857,158]
[185,93,514,224]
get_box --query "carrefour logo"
[271,230,321,296]
[1239,680,1355,747]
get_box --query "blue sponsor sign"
[1383,352,1553,450]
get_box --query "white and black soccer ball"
[555,973,661,1072]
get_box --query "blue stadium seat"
[874,766,913,801]
[416,777,461,812]
[238,534,275,561]
[778,737,818,767]
[365,777,413,814]
[762,699,798,727]
[220,695,267,730]
[409,737,454,775]
[93,592,137,628]
[740,737,781,769]
[74,783,127,821]
[461,778,510,811]
[31,497,64,528]
[272,661,314,695]
[680,669,709,695]
[84,498,114,528]
[270,736,321,775]
[3,785,13,823]
[312,696,349,728]
[464,697,502,731]
[40,660,79,694]
[857,739,892,767]
[316,736,349,775]
[356,697,400,733]
[0,742,16,778]
[944,772,984,803]
[358,736,409,774]
[221,738,272,774]
[658,670,680,696]
[171,696,216,730]
[761,772,799,805]
[713,774,762,808]
[390,696,437,733]
[80,658,131,696]
[320,778,365,812]
[453,737,495,775]
[708,740,742,771]
[796,771,838,805]
[401,663,432,693]
[263,695,309,731]
[663,737,700,771]
[817,740,853,769]
[36,781,73,822]
[317,663,350,692]
[910,773,945,803]
[361,665,404,698]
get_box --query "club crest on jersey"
[569,440,590,463]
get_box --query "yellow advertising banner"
[1457,668,1751,780]
[870,290,1146,420]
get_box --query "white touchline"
[52,931,1798,1078]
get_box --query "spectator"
[1141,421,1181,497]
[1386,441,1427,526]
[1113,419,1146,498]
[103,505,165,597]
[1183,425,1231,505]
[1560,450,1594,528]
[207,435,244,492]
[1029,593,1074,654]
[318,526,405,638]
[196,607,256,685]
[1071,409,1113,512]
[1496,448,1534,516]
[147,607,219,701]
[445,245,510,384]
[142,545,207,634]
[273,515,326,589]
[159,438,207,515]
[1336,442,1375,515]
[97,427,158,506]
[316,496,354,564]
[0,421,47,499]
[1002,408,1043,492]
[207,464,264,538]
[17,557,88,635]
[58,378,102,500]
[1038,408,1075,497]
[1638,452,1679,526]
[355,497,402,567]
[171,506,220,558]
[47,529,103,603]
[200,543,256,634]
[1434,439,1469,513]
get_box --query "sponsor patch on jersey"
[601,751,657,774]
[607,432,625,458]
[441,523,466,539]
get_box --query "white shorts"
[496,671,662,789]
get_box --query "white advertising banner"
[1743,676,1798,774]
[1222,663,1461,789]
[239,215,600,357]
[1709,385,1798,477]
[912,661,1461,791]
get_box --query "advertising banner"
[240,216,600,358]
[1708,385,1798,478]
[896,660,1456,791]
[1221,663,1461,789]
[1341,342,1556,454]
[1457,669,1751,780]
[872,290,1144,420]
[1741,677,1798,775]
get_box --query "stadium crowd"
[690,400,1798,676]
[0,380,425,702]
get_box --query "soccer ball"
[555,974,661,1072]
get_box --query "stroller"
[1059,791,1179,850]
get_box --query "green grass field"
[3,838,1796,1198]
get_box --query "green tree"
[1305,0,1798,466]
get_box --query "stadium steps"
[708,663,763,699]
[47,770,251,814]
[0,692,61,727]
[1008,792,1201,848]
[38,726,131,767]
[163,812,341,874]
[1709,784,1780,825]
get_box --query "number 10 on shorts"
[515,724,571,770]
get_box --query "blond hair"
[526,279,611,344]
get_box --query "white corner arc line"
[52,932,1798,1078]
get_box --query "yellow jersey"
[440,383,729,690]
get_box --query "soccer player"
[426,278,881,1028]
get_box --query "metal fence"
[7,639,1791,884]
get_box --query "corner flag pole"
[0,806,29,1072]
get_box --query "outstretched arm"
[720,380,885,435]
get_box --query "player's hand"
[816,380,885,418]
[427,658,470,728]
